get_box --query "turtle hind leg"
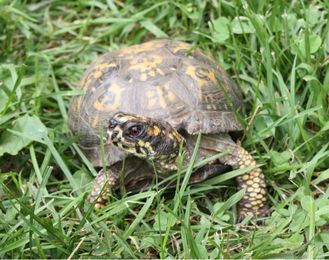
[88,168,120,208]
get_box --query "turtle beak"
[106,127,120,144]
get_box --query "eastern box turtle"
[68,40,269,218]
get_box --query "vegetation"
[0,0,328,258]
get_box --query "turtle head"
[107,112,184,167]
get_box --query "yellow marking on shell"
[148,99,157,108]
[156,86,167,108]
[96,63,117,70]
[185,66,208,88]
[93,70,103,79]
[156,68,165,76]
[167,90,176,102]
[118,41,165,57]
[173,42,191,53]
[93,96,109,112]
[208,71,216,83]
[91,114,99,128]
[146,91,153,98]
[75,96,83,112]
[140,73,148,81]
[84,69,107,86]
[93,83,124,111]
[146,90,157,109]
[129,55,163,71]
[128,55,164,81]
[107,83,124,110]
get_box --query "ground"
[0,0,329,258]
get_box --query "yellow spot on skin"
[253,177,260,182]
[242,175,249,181]
[153,126,161,136]
[250,192,257,198]
[252,170,260,177]
[244,203,252,208]
[246,180,253,186]
[138,140,145,146]
[147,126,161,136]
[254,188,261,193]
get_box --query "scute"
[68,40,244,166]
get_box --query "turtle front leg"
[196,134,270,219]
[232,147,269,219]
[88,168,120,208]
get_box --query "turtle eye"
[126,125,144,138]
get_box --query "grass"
[0,0,329,258]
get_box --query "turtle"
[68,40,269,218]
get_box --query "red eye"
[127,125,143,137]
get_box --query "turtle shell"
[68,40,243,166]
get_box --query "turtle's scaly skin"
[68,40,269,218]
